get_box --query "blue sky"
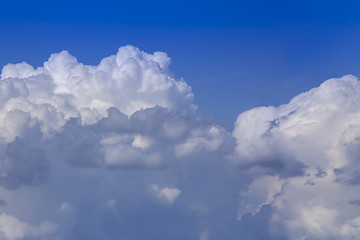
[2,1,360,240]
[2,0,360,126]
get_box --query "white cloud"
[0,46,238,239]
[132,135,152,150]
[237,175,284,220]
[0,46,205,184]
[152,185,181,204]
[0,213,56,240]
[176,126,235,158]
[56,202,72,213]
[341,216,360,239]
[233,75,360,239]
[0,45,194,130]
[1,46,360,239]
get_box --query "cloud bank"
[0,46,359,239]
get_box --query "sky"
[1,0,360,239]
[2,0,360,126]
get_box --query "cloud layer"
[0,46,359,239]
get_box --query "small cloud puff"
[56,202,72,213]
[151,185,181,204]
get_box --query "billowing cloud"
[0,46,237,240]
[1,46,360,240]
[233,75,360,239]
[0,45,228,182]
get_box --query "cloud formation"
[0,46,236,240]
[0,213,56,240]
[0,46,360,239]
[234,75,360,239]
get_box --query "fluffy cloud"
[1,46,360,239]
[237,175,284,220]
[234,75,360,239]
[151,185,181,204]
[0,46,237,240]
[0,213,56,240]
[1,45,194,119]
[0,45,227,182]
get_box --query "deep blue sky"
[2,0,360,127]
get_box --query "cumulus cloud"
[233,75,360,239]
[0,46,237,240]
[1,46,360,240]
[0,45,226,181]
[0,45,194,138]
